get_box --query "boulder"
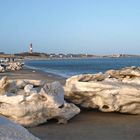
[0,77,80,127]
[0,76,9,95]
[0,116,40,140]
[64,67,140,114]
[0,65,5,73]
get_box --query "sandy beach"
[1,68,140,140]
[0,67,66,85]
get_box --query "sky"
[0,0,140,54]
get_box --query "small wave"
[25,58,140,79]
[25,65,70,78]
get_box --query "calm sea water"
[25,58,140,78]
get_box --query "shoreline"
[25,64,69,79]
[0,66,66,85]
[24,56,140,61]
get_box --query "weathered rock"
[39,82,65,108]
[64,67,140,114]
[0,76,9,95]
[0,116,40,140]
[16,80,27,88]
[0,65,5,73]
[0,77,80,127]
[24,84,37,94]
[24,79,45,86]
[8,79,45,90]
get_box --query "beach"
[1,68,140,140]
[0,67,66,85]
[29,110,140,140]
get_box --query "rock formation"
[0,116,40,140]
[0,77,80,127]
[0,65,5,72]
[64,66,140,114]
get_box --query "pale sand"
[1,68,140,140]
[0,67,66,85]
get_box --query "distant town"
[0,51,140,62]
[0,44,140,61]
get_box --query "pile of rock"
[64,66,140,114]
[6,62,23,71]
[0,62,24,73]
[0,77,80,127]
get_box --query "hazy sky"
[0,0,140,54]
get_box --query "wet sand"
[1,68,140,140]
[28,110,140,140]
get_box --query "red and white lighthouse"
[29,43,33,54]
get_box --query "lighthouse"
[29,43,33,54]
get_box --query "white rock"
[0,65,5,72]
[39,81,65,108]
[0,77,80,127]
[24,80,45,86]
[0,116,40,140]
[24,84,34,92]
[0,94,24,105]
[16,80,27,88]
[0,76,9,95]
[64,67,140,114]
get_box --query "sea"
[25,57,140,78]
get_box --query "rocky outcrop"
[64,67,140,114]
[0,77,80,127]
[0,116,40,140]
